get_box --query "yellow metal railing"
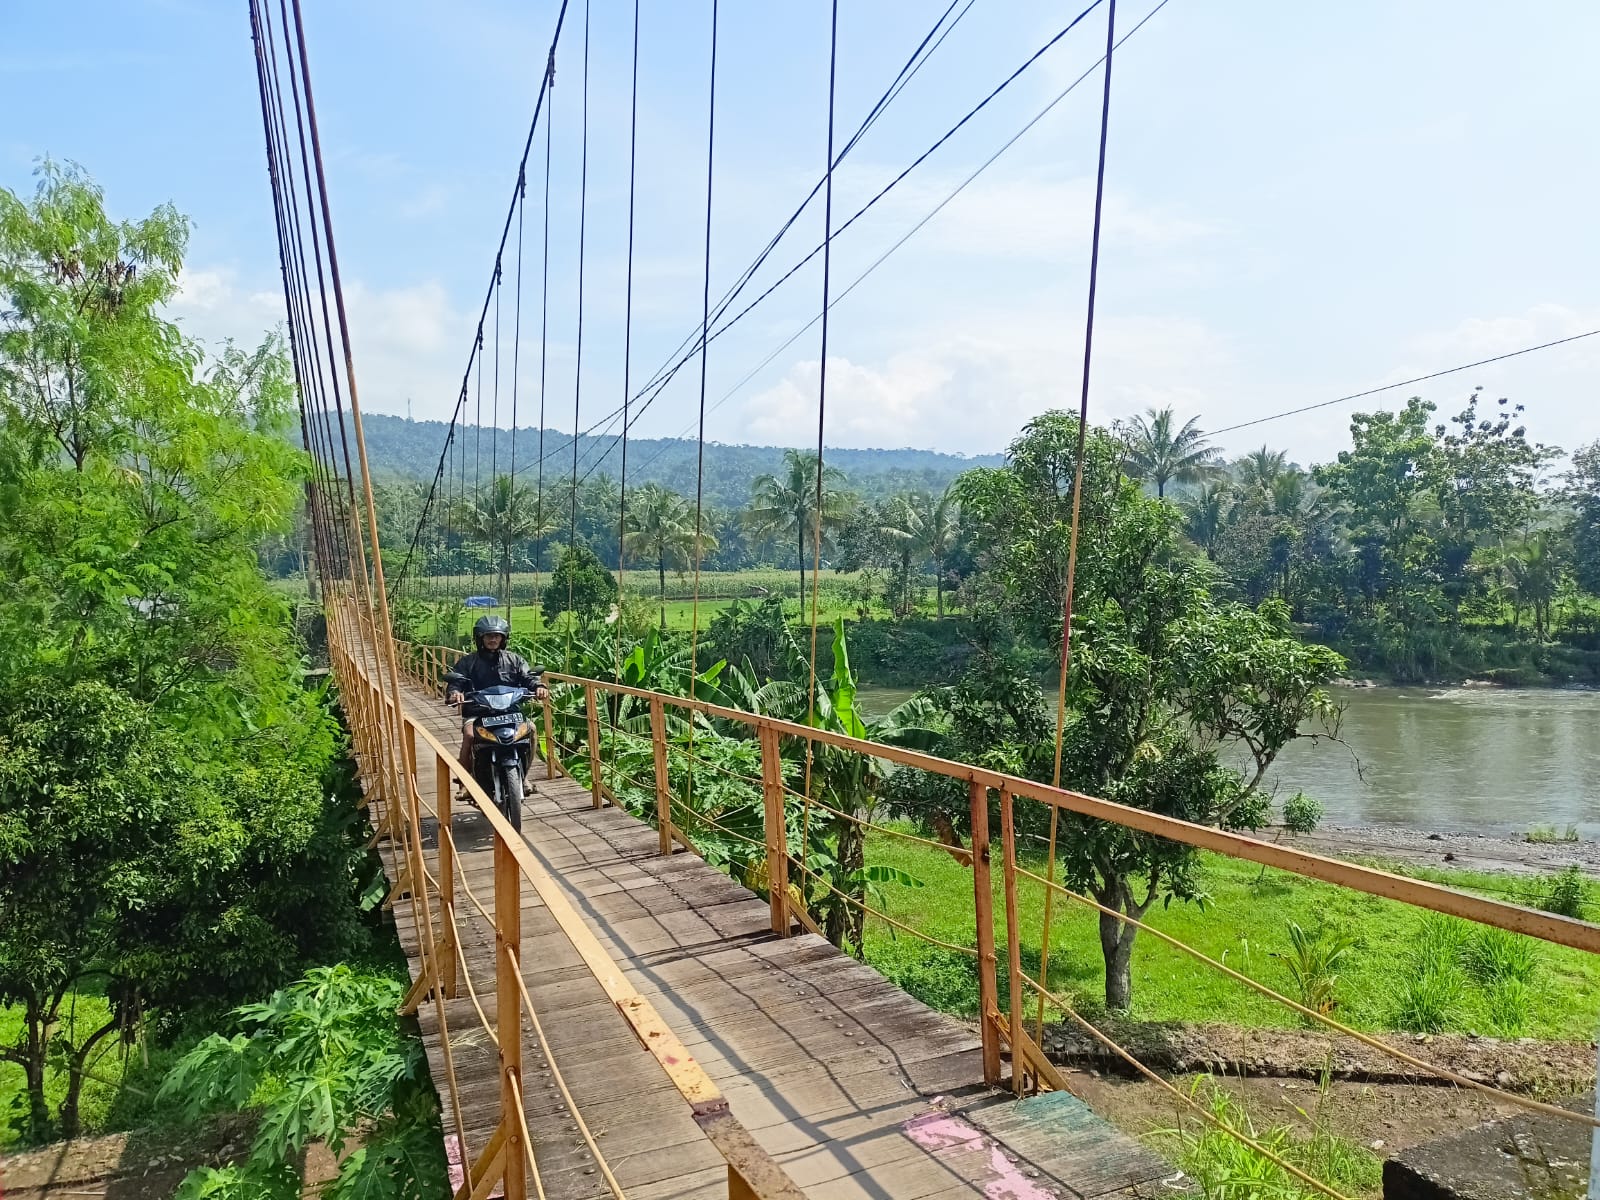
[330,600,806,1200]
[393,631,1600,1200]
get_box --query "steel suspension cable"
[800,0,843,890]
[565,0,592,674]
[536,71,554,621]
[507,170,526,626]
[687,0,720,701]
[628,0,1174,480]
[1038,0,1119,1054]
[388,0,572,596]
[511,0,991,489]
[615,0,642,683]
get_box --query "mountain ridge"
[358,412,1005,506]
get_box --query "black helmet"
[473,614,511,650]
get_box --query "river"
[854,683,1600,838]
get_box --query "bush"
[1461,926,1539,988]
[1391,966,1463,1034]
[1277,921,1355,1021]
[1532,865,1589,919]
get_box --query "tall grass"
[1157,1076,1381,1200]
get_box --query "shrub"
[1462,926,1539,988]
[1390,966,1463,1034]
[1484,978,1531,1037]
[1277,921,1355,1021]
[1532,865,1589,919]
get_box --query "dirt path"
[0,1119,339,1200]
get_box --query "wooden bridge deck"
[370,670,1177,1200]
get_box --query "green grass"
[859,828,1600,1040]
[0,993,182,1149]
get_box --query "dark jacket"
[447,648,543,696]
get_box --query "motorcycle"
[444,672,537,832]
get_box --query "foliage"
[865,838,1600,1040]
[1531,865,1588,919]
[928,412,1344,1010]
[705,596,793,680]
[541,542,618,631]
[160,966,445,1200]
[1122,406,1222,499]
[1569,440,1600,597]
[1157,1077,1381,1200]
[453,474,552,605]
[0,163,369,1144]
[1276,922,1356,1022]
[745,448,853,599]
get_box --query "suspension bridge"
[246,0,1600,1197]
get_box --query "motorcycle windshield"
[472,687,523,712]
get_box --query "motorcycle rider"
[446,615,548,775]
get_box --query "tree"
[542,542,618,631]
[876,486,962,618]
[1236,446,1291,497]
[455,474,552,609]
[1124,406,1222,499]
[623,483,717,626]
[746,449,853,597]
[951,413,1343,1010]
[1568,440,1600,596]
[1182,482,1232,560]
[0,163,366,1140]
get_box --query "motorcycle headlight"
[475,725,497,741]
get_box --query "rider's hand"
[447,690,463,706]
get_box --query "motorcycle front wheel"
[496,760,523,833]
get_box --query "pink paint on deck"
[902,1111,1056,1200]
[445,1133,503,1199]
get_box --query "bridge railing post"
[541,692,556,779]
[436,748,458,999]
[650,697,672,856]
[758,726,789,937]
[969,781,1003,1086]
[494,832,526,1200]
[584,682,604,808]
[998,787,1026,1095]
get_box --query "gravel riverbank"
[1290,823,1600,877]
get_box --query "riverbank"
[1289,824,1600,877]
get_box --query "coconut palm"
[1237,445,1291,496]
[1182,482,1232,560]
[877,486,963,618]
[1501,533,1561,639]
[454,474,553,611]
[1123,407,1222,499]
[745,449,853,598]
[623,483,718,627]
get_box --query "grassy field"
[860,829,1600,1040]
[0,994,174,1149]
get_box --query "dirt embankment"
[1045,1019,1595,1094]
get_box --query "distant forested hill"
[359,413,1003,505]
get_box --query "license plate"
[482,714,518,728]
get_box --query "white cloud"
[168,265,470,423]
[738,310,1234,452]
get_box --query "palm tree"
[876,486,962,618]
[623,483,718,627]
[1502,533,1561,640]
[1236,445,1290,496]
[1123,407,1222,499]
[745,449,853,598]
[1182,482,1232,560]
[454,474,553,612]
[923,484,961,618]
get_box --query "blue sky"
[5,0,1598,467]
